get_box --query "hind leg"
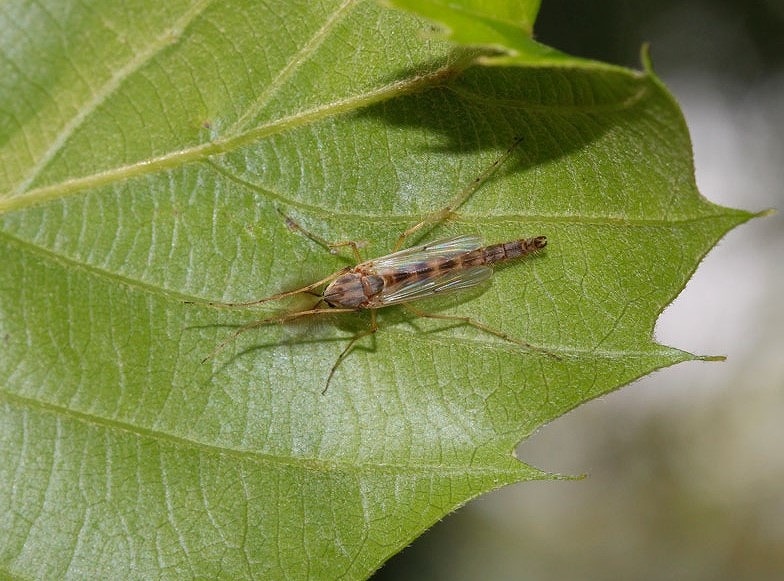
[392,136,525,251]
[402,304,559,359]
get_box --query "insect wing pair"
[359,235,492,306]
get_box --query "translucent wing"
[359,235,491,306]
[377,263,492,305]
[364,235,483,274]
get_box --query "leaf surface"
[0,0,754,579]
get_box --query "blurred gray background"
[376,0,784,579]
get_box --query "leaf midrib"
[0,65,457,214]
[1,58,651,215]
[6,0,361,203]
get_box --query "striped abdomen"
[382,236,547,286]
[323,235,547,309]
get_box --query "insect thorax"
[323,272,384,308]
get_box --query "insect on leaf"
[0,0,761,580]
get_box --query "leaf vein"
[0,388,531,477]
[0,66,452,214]
[9,0,215,197]
[228,0,360,134]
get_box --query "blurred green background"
[375,0,784,579]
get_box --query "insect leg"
[277,208,365,264]
[323,309,379,394]
[186,267,351,309]
[201,306,359,363]
[402,304,560,360]
[393,136,525,251]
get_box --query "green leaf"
[384,0,588,66]
[0,0,757,579]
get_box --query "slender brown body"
[193,137,555,392]
[322,236,547,309]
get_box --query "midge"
[193,137,554,392]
